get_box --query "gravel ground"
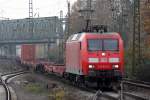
[0,59,23,74]
[9,73,94,100]
[0,59,95,100]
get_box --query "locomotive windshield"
[88,39,102,51]
[103,40,118,51]
[88,39,118,51]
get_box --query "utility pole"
[120,0,129,44]
[109,0,115,32]
[79,0,94,32]
[85,0,92,31]
[34,8,40,18]
[109,0,121,32]
[58,10,63,63]
[132,0,141,75]
[65,0,70,41]
[29,0,34,38]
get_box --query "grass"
[124,48,133,78]
[24,83,44,94]
[48,88,65,100]
[124,47,150,81]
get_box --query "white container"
[35,44,48,59]
[16,45,21,58]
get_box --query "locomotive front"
[82,33,124,83]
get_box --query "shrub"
[24,83,43,93]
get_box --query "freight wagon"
[21,32,124,87]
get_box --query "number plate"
[100,58,107,62]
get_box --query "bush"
[48,88,65,100]
[136,61,150,82]
[124,48,133,78]
[125,46,150,82]
[24,83,43,93]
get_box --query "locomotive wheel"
[75,75,85,87]
[84,81,89,88]
[63,72,69,80]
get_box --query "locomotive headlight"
[88,58,99,63]
[89,65,94,69]
[112,65,119,69]
[109,58,119,63]
[102,53,106,56]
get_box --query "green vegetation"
[48,88,77,100]
[24,83,44,94]
[136,63,150,82]
[124,48,133,78]
[125,46,150,82]
[48,88,65,100]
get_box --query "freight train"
[20,32,124,87]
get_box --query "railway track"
[93,90,119,100]
[1,79,11,100]
[33,72,150,100]
[120,78,150,100]
[38,72,120,100]
[1,70,27,77]
[93,79,150,100]
[43,72,97,93]
[40,72,150,100]
[0,70,28,100]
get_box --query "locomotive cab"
[84,33,124,81]
[66,32,124,85]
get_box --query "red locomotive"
[65,32,124,86]
[20,32,124,87]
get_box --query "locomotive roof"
[67,32,121,43]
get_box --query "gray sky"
[0,0,77,19]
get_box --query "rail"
[121,79,150,100]
[2,80,11,100]
[0,70,29,100]
[92,90,119,100]
[1,70,27,76]
[93,79,150,100]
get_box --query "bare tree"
[69,0,133,46]
[69,1,85,34]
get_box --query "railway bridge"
[0,16,63,58]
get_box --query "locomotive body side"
[66,34,83,75]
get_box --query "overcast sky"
[0,0,77,19]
